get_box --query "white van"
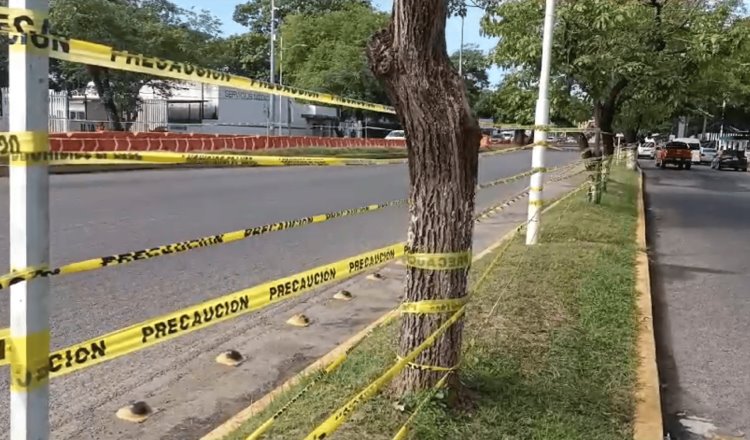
[673,137,701,164]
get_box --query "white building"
[0,81,341,136]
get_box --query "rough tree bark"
[87,66,125,131]
[367,0,481,395]
[625,127,638,144]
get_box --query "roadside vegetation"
[224,167,639,440]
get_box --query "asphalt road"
[643,160,750,439]
[0,150,577,438]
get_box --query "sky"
[172,0,504,85]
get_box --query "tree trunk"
[87,66,125,131]
[595,102,617,156]
[513,129,525,146]
[625,128,637,144]
[367,0,481,396]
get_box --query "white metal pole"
[9,0,51,438]
[270,0,276,136]
[278,36,283,136]
[526,0,556,246]
[719,99,726,140]
[459,15,464,76]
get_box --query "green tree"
[49,0,222,130]
[233,0,371,33]
[213,33,270,80]
[450,44,490,114]
[280,3,389,103]
[483,0,743,154]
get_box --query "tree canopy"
[279,3,389,104]
[233,0,372,34]
[450,44,492,115]
[49,0,222,130]
[483,0,747,152]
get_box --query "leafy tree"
[233,0,371,34]
[450,44,490,113]
[483,0,743,154]
[279,3,389,104]
[49,0,221,130]
[212,33,270,80]
[481,69,590,143]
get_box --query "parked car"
[711,148,748,171]
[699,141,718,164]
[655,141,693,169]
[637,142,656,159]
[385,130,406,140]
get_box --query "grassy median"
[224,167,639,440]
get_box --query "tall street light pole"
[459,15,464,75]
[279,35,283,135]
[458,3,466,76]
[525,0,556,246]
[270,0,277,135]
[10,0,52,438]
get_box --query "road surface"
[0,150,577,439]
[643,160,750,439]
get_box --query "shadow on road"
[644,173,691,439]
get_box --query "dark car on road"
[711,148,748,171]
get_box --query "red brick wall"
[48,132,406,152]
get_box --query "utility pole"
[270,0,276,135]
[9,0,51,438]
[459,15,464,75]
[526,0,556,246]
[458,4,466,76]
[279,35,283,135]
[719,99,726,141]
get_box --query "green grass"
[224,168,639,440]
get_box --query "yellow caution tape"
[391,372,451,440]
[400,298,467,314]
[476,168,534,190]
[9,330,50,391]
[0,328,8,364]
[258,171,587,435]
[491,123,600,133]
[395,354,458,372]
[2,149,403,167]
[0,199,406,293]
[0,6,49,34]
[405,251,471,270]
[303,307,465,440]
[3,132,49,166]
[0,9,395,114]
[5,243,404,378]
[246,311,399,440]
[0,163,570,294]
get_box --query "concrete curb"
[201,177,586,440]
[633,167,664,439]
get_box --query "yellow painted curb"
[201,177,586,440]
[633,168,664,439]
